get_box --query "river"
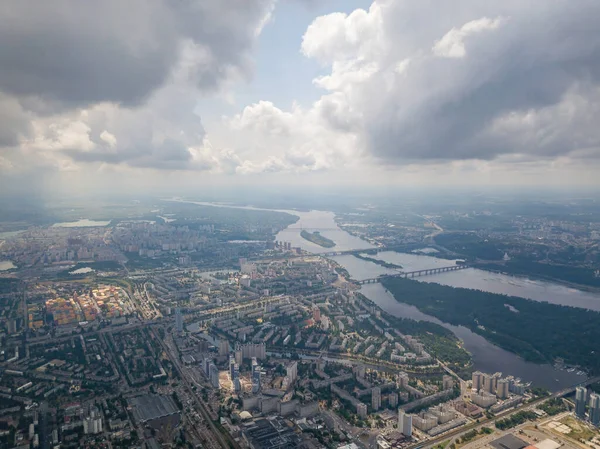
[172,199,374,253]
[52,219,111,227]
[178,199,596,389]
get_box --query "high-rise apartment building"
[241,343,266,360]
[357,403,367,419]
[286,361,298,384]
[398,409,413,437]
[175,308,183,334]
[497,379,509,399]
[589,393,600,426]
[233,364,241,393]
[209,363,220,389]
[398,372,409,388]
[388,392,399,408]
[472,371,483,391]
[482,374,494,394]
[372,387,381,411]
[442,375,454,390]
[218,339,230,357]
[229,356,236,380]
[576,386,587,418]
[252,358,261,394]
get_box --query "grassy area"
[433,440,451,449]
[560,416,598,441]
[454,427,494,449]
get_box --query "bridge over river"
[358,264,470,284]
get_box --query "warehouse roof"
[489,434,528,449]
[129,395,179,423]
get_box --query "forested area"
[479,260,600,288]
[381,277,600,374]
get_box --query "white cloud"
[223,97,362,174]
[301,4,385,64]
[220,0,600,178]
[432,17,504,58]
[99,130,117,148]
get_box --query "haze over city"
[1,2,600,449]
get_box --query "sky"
[1,0,600,197]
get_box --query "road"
[437,359,469,394]
[186,294,291,321]
[268,345,443,376]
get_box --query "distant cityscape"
[0,194,599,449]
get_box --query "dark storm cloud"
[0,0,273,108]
[0,0,274,172]
[370,1,600,162]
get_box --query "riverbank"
[473,262,600,294]
[380,276,600,375]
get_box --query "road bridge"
[321,248,379,257]
[357,264,470,284]
[278,227,340,232]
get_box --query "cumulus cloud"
[224,100,362,174]
[0,0,275,172]
[228,0,600,170]
[3,0,600,181]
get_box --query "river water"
[171,199,374,252]
[52,219,111,227]
[178,199,595,389]
[338,251,600,312]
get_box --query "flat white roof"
[535,439,561,449]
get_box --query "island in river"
[355,253,402,269]
[300,230,335,248]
